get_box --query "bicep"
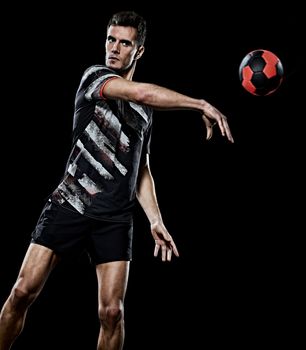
[102,78,143,102]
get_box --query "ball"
[239,49,284,96]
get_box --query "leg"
[96,261,130,350]
[0,243,59,350]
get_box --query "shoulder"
[81,65,119,82]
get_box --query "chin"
[106,60,121,71]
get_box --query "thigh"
[96,261,130,304]
[16,243,59,293]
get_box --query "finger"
[202,115,213,140]
[167,247,172,261]
[219,114,234,142]
[219,117,233,142]
[206,126,213,140]
[154,243,160,257]
[161,245,167,261]
[218,121,226,137]
[202,115,212,128]
[171,241,179,257]
[224,122,234,143]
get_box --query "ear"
[135,46,145,60]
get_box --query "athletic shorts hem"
[94,257,132,265]
[30,238,63,257]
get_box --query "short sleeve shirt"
[52,65,153,222]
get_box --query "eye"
[107,36,116,43]
[121,40,132,47]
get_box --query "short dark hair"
[107,11,147,46]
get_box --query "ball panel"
[255,75,282,96]
[262,50,279,66]
[242,65,253,80]
[249,56,266,73]
[251,72,268,88]
[263,63,277,79]
[250,49,264,58]
[276,60,284,77]
[242,79,256,95]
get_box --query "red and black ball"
[239,49,284,96]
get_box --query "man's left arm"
[102,77,234,143]
[136,155,179,262]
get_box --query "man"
[0,10,234,350]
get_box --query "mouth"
[107,56,119,62]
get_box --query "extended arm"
[136,155,179,261]
[103,77,234,142]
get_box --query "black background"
[1,1,304,349]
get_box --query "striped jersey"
[52,65,153,222]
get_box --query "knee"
[10,280,38,307]
[99,304,124,329]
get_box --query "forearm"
[136,164,162,225]
[136,83,207,111]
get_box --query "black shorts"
[31,200,133,264]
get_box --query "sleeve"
[82,66,120,101]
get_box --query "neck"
[122,61,137,80]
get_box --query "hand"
[202,102,234,143]
[151,221,179,262]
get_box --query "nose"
[111,41,120,53]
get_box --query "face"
[105,25,140,72]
